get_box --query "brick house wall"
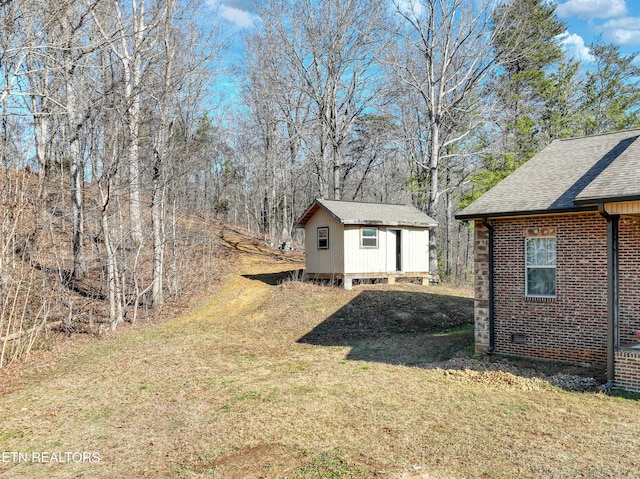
[615,352,640,392]
[473,224,491,354]
[473,211,640,391]
[619,217,640,338]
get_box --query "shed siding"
[343,225,387,274]
[405,228,430,273]
[339,226,430,275]
[304,209,344,275]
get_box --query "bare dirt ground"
[1,229,639,479]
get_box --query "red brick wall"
[491,213,609,364]
[615,351,640,392]
[619,217,640,340]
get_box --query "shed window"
[525,237,556,297]
[361,227,378,248]
[317,227,329,249]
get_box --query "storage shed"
[296,199,437,289]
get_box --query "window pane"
[361,228,378,248]
[527,238,556,266]
[317,227,329,249]
[527,267,556,296]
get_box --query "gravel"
[427,357,602,393]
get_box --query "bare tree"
[89,0,154,244]
[253,0,389,200]
[388,0,525,273]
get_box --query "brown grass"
[1,234,640,479]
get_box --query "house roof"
[296,198,437,228]
[456,129,640,220]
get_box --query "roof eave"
[295,199,343,227]
[573,194,640,206]
[341,220,436,228]
[455,205,599,221]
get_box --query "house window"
[361,227,378,248]
[525,237,556,297]
[317,227,329,249]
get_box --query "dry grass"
[1,234,640,478]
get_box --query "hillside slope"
[1,233,636,479]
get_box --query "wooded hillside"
[2,0,640,364]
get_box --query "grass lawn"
[1,239,640,478]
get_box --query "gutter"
[599,204,618,384]
[482,217,495,353]
[455,205,598,222]
[575,193,640,206]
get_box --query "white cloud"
[396,0,423,17]
[557,31,595,62]
[556,0,627,19]
[600,17,640,46]
[220,5,253,28]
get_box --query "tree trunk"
[151,153,165,308]
[101,191,123,329]
[66,77,85,281]
[427,121,440,275]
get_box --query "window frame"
[360,227,378,249]
[525,236,557,298]
[317,226,329,250]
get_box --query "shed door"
[387,229,402,274]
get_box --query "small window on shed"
[317,227,329,249]
[360,227,378,248]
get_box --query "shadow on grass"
[297,289,612,394]
[298,290,474,366]
[243,270,304,286]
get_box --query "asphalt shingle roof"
[456,129,640,219]
[297,199,437,227]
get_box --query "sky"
[213,0,640,66]
[557,0,640,62]
[216,0,257,29]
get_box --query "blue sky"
[211,0,640,68]
[557,0,640,62]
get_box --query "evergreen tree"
[579,41,640,135]
[460,0,572,208]
[491,0,568,161]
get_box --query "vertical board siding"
[343,225,387,274]
[304,209,344,274]
[405,228,429,273]
[304,212,431,277]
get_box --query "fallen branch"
[0,321,62,343]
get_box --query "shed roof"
[297,199,437,228]
[456,129,640,220]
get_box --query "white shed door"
[386,229,403,274]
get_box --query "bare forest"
[2,0,640,365]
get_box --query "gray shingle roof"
[297,199,437,227]
[456,129,640,219]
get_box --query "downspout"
[482,217,495,353]
[599,204,618,383]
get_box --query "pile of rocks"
[434,357,601,393]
